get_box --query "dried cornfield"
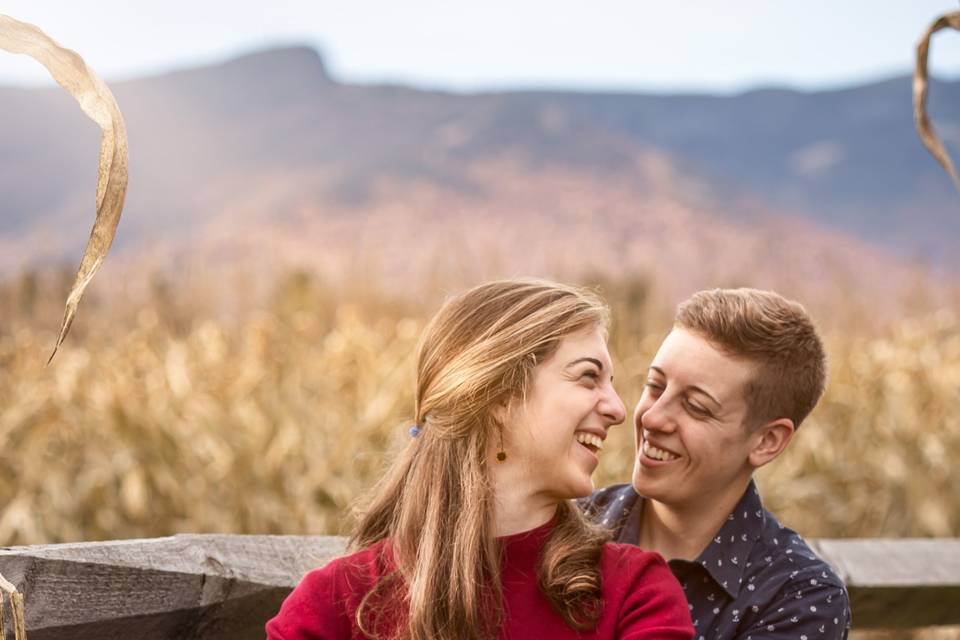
[1,268,959,638]
[0,267,957,545]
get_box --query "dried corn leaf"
[914,10,960,193]
[0,572,26,640]
[0,14,128,363]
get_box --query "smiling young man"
[582,288,852,640]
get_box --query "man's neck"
[637,476,752,562]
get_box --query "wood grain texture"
[811,539,960,628]
[0,534,346,639]
[0,535,957,637]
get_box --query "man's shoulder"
[711,492,850,637]
[739,511,851,636]
[722,482,844,589]
[755,509,845,588]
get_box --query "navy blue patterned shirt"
[580,481,851,640]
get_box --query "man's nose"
[639,395,676,433]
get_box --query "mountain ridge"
[0,45,956,299]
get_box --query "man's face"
[631,327,758,508]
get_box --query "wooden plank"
[811,539,960,629]
[0,534,346,639]
[0,536,957,637]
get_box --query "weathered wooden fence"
[0,535,957,639]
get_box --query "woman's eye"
[578,370,601,385]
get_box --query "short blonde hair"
[675,288,826,429]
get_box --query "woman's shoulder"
[600,541,671,576]
[265,540,394,640]
[306,539,394,593]
[599,542,694,639]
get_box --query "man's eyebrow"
[689,385,722,408]
[648,366,722,407]
[567,357,604,370]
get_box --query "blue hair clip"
[409,425,422,438]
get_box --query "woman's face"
[496,325,626,500]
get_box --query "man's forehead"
[651,328,754,392]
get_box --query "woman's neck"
[490,459,559,537]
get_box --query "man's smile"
[640,432,682,465]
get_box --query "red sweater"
[267,519,693,639]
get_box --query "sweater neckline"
[498,516,556,568]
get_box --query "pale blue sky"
[1,1,959,93]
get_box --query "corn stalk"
[0,14,128,362]
[0,572,25,640]
[914,10,960,193]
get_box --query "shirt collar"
[636,480,765,599]
[693,480,766,598]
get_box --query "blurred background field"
[2,265,960,640]
[1,266,957,546]
[7,265,960,640]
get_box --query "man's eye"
[643,382,663,393]
[685,400,710,417]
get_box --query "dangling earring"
[496,428,507,462]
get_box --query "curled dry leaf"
[0,14,128,363]
[0,571,26,640]
[914,10,960,193]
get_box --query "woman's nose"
[601,386,627,426]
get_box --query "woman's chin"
[544,476,595,502]
[567,474,596,500]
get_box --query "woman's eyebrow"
[566,357,604,370]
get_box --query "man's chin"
[631,463,666,499]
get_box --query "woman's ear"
[747,418,795,469]
[490,397,511,425]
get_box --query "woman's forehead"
[551,326,611,365]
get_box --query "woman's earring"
[496,429,507,462]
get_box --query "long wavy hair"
[350,278,613,640]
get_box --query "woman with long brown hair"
[266,279,693,640]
